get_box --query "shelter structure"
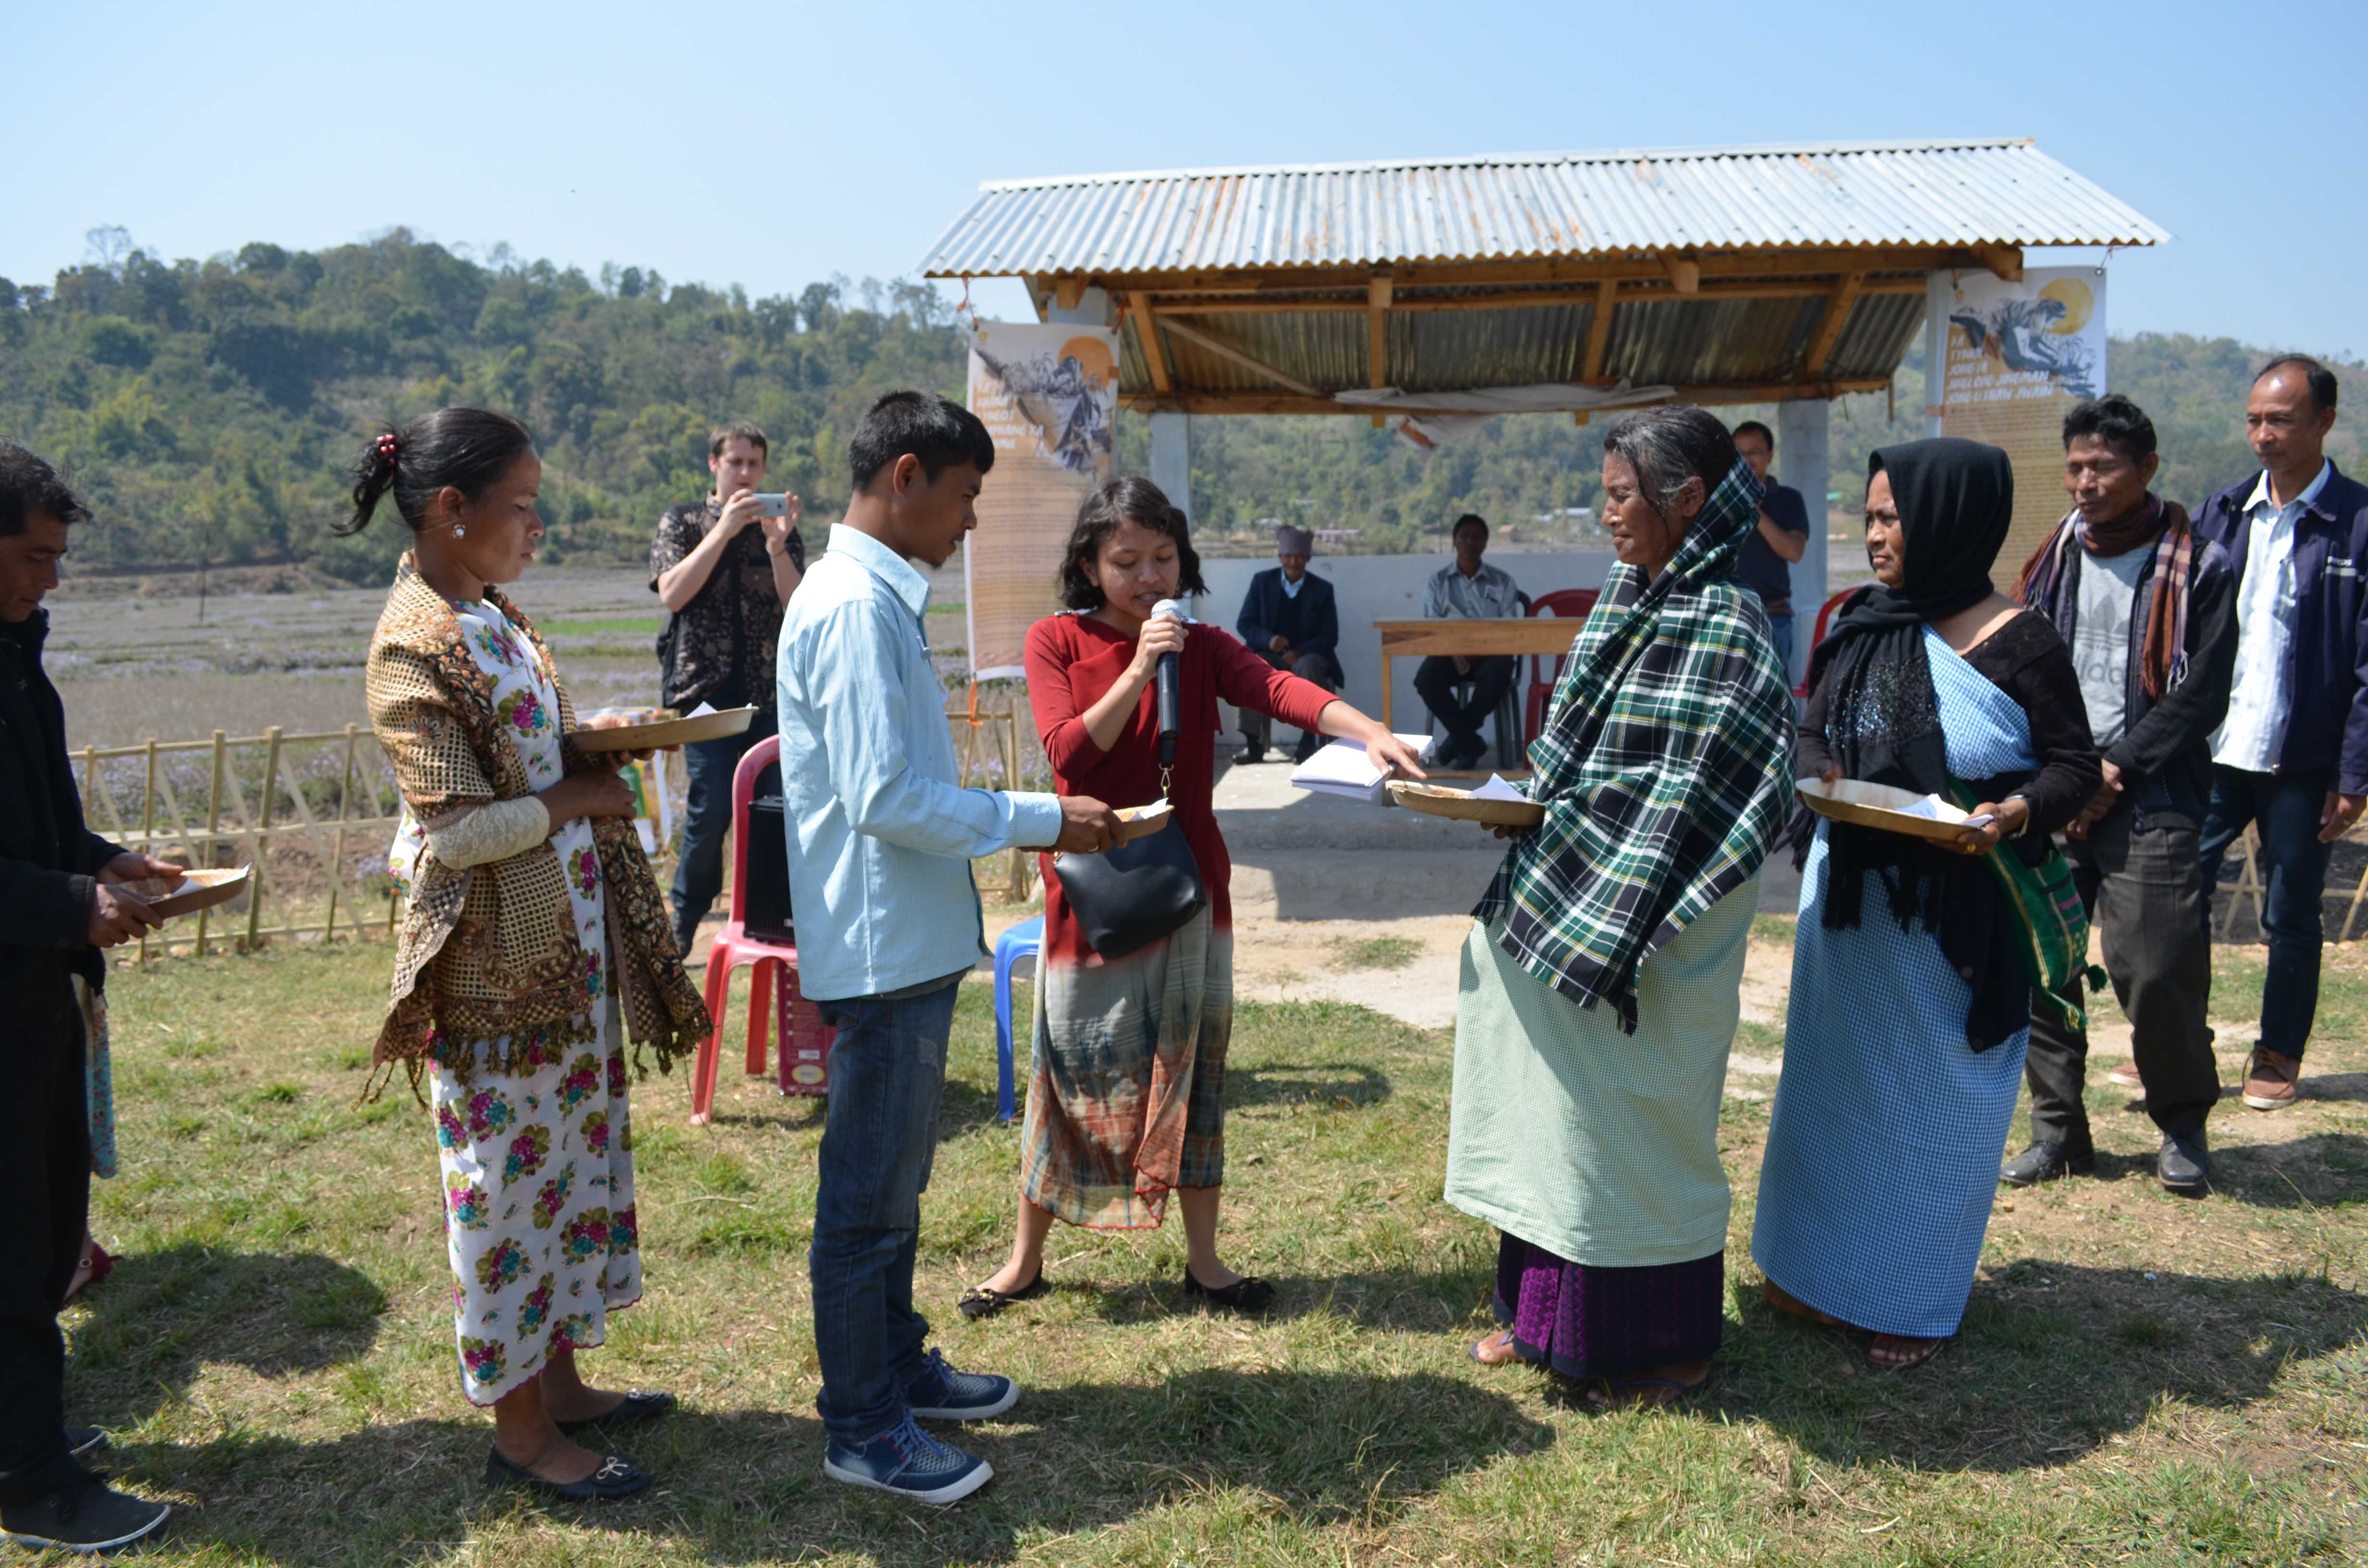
[919,137,2166,678]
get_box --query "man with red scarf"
[2004,395,2237,1196]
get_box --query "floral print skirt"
[432,991,640,1405]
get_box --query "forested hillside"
[3,229,2360,583]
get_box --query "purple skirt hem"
[1491,1233,1726,1381]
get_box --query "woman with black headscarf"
[1752,439,2100,1371]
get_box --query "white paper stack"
[1288,735,1438,805]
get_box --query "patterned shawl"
[1475,458,1796,1029]
[366,555,707,1098]
[2013,495,2196,700]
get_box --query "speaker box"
[742,794,794,945]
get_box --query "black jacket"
[2021,515,2239,826]
[0,609,123,991]
[1234,568,1340,661]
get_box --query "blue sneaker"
[905,1347,1019,1421]
[822,1412,994,1505]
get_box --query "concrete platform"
[1208,749,1803,920]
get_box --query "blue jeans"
[810,977,962,1445]
[2200,764,2333,1061]
[1766,611,1795,679]
[668,710,777,955]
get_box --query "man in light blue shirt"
[777,391,1118,1504]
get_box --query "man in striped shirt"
[1415,513,1524,769]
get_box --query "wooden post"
[327,724,359,941]
[195,730,225,957]
[138,739,158,964]
[245,726,284,953]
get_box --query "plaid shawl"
[1475,458,1796,1029]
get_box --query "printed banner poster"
[965,320,1119,680]
[1929,266,2108,575]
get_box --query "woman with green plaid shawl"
[1447,406,1795,1409]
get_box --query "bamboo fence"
[83,704,1043,965]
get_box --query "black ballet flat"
[555,1390,675,1435]
[484,1448,651,1501]
[1182,1269,1274,1314]
[958,1272,1047,1320]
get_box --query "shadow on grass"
[67,1245,385,1423]
[1060,1263,1491,1332]
[1227,1061,1394,1110]
[1730,1259,2368,1472]
[135,1370,1550,1567]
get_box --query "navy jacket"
[1234,568,1339,662]
[2020,512,2238,825]
[0,609,124,992]
[2190,462,2368,796]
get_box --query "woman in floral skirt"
[355,408,707,1500]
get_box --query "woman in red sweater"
[962,478,1422,1317]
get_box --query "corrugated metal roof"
[920,138,2166,278]
[1116,286,1927,404]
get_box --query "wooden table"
[1373,617,1586,736]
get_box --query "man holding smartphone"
[651,421,805,958]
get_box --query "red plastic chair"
[1793,588,1853,699]
[688,734,834,1126]
[1521,588,1602,748]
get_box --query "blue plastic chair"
[992,916,1044,1122]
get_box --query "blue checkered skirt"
[1751,630,2038,1339]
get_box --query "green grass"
[70,938,2368,1565]
[541,615,666,637]
[1331,934,1424,972]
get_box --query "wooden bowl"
[1386,781,1546,829]
[125,867,252,920]
[1795,777,1977,843]
[1114,801,1173,844]
[573,706,757,752]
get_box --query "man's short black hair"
[848,391,996,490]
[0,441,89,537]
[1451,512,1488,539]
[2255,354,2340,414]
[2061,393,2158,465]
[1731,420,1775,450]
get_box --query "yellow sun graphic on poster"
[1061,335,1117,392]
[2038,277,2095,336]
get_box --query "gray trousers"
[2025,810,2220,1147]
[1238,650,1337,750]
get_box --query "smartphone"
[753,493,790,517]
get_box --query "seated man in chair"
[1414,513,1523,770]
[1233,525,1340,763]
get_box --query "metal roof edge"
[970,137,2042,192]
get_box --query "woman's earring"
[452,522,468,539]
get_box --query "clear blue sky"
[6,0,2362,358]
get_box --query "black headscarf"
[1800,438,2032,1051]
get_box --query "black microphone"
[1151,598,1186,767]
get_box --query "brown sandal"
[1869,1333,1945,1371]
[1760,1277,1840,1325]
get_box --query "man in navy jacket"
[1233,525,1340,763]
[2193,356,2368,1113]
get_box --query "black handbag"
[1053,810,1206,960]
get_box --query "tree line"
[1,228,2358,583]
